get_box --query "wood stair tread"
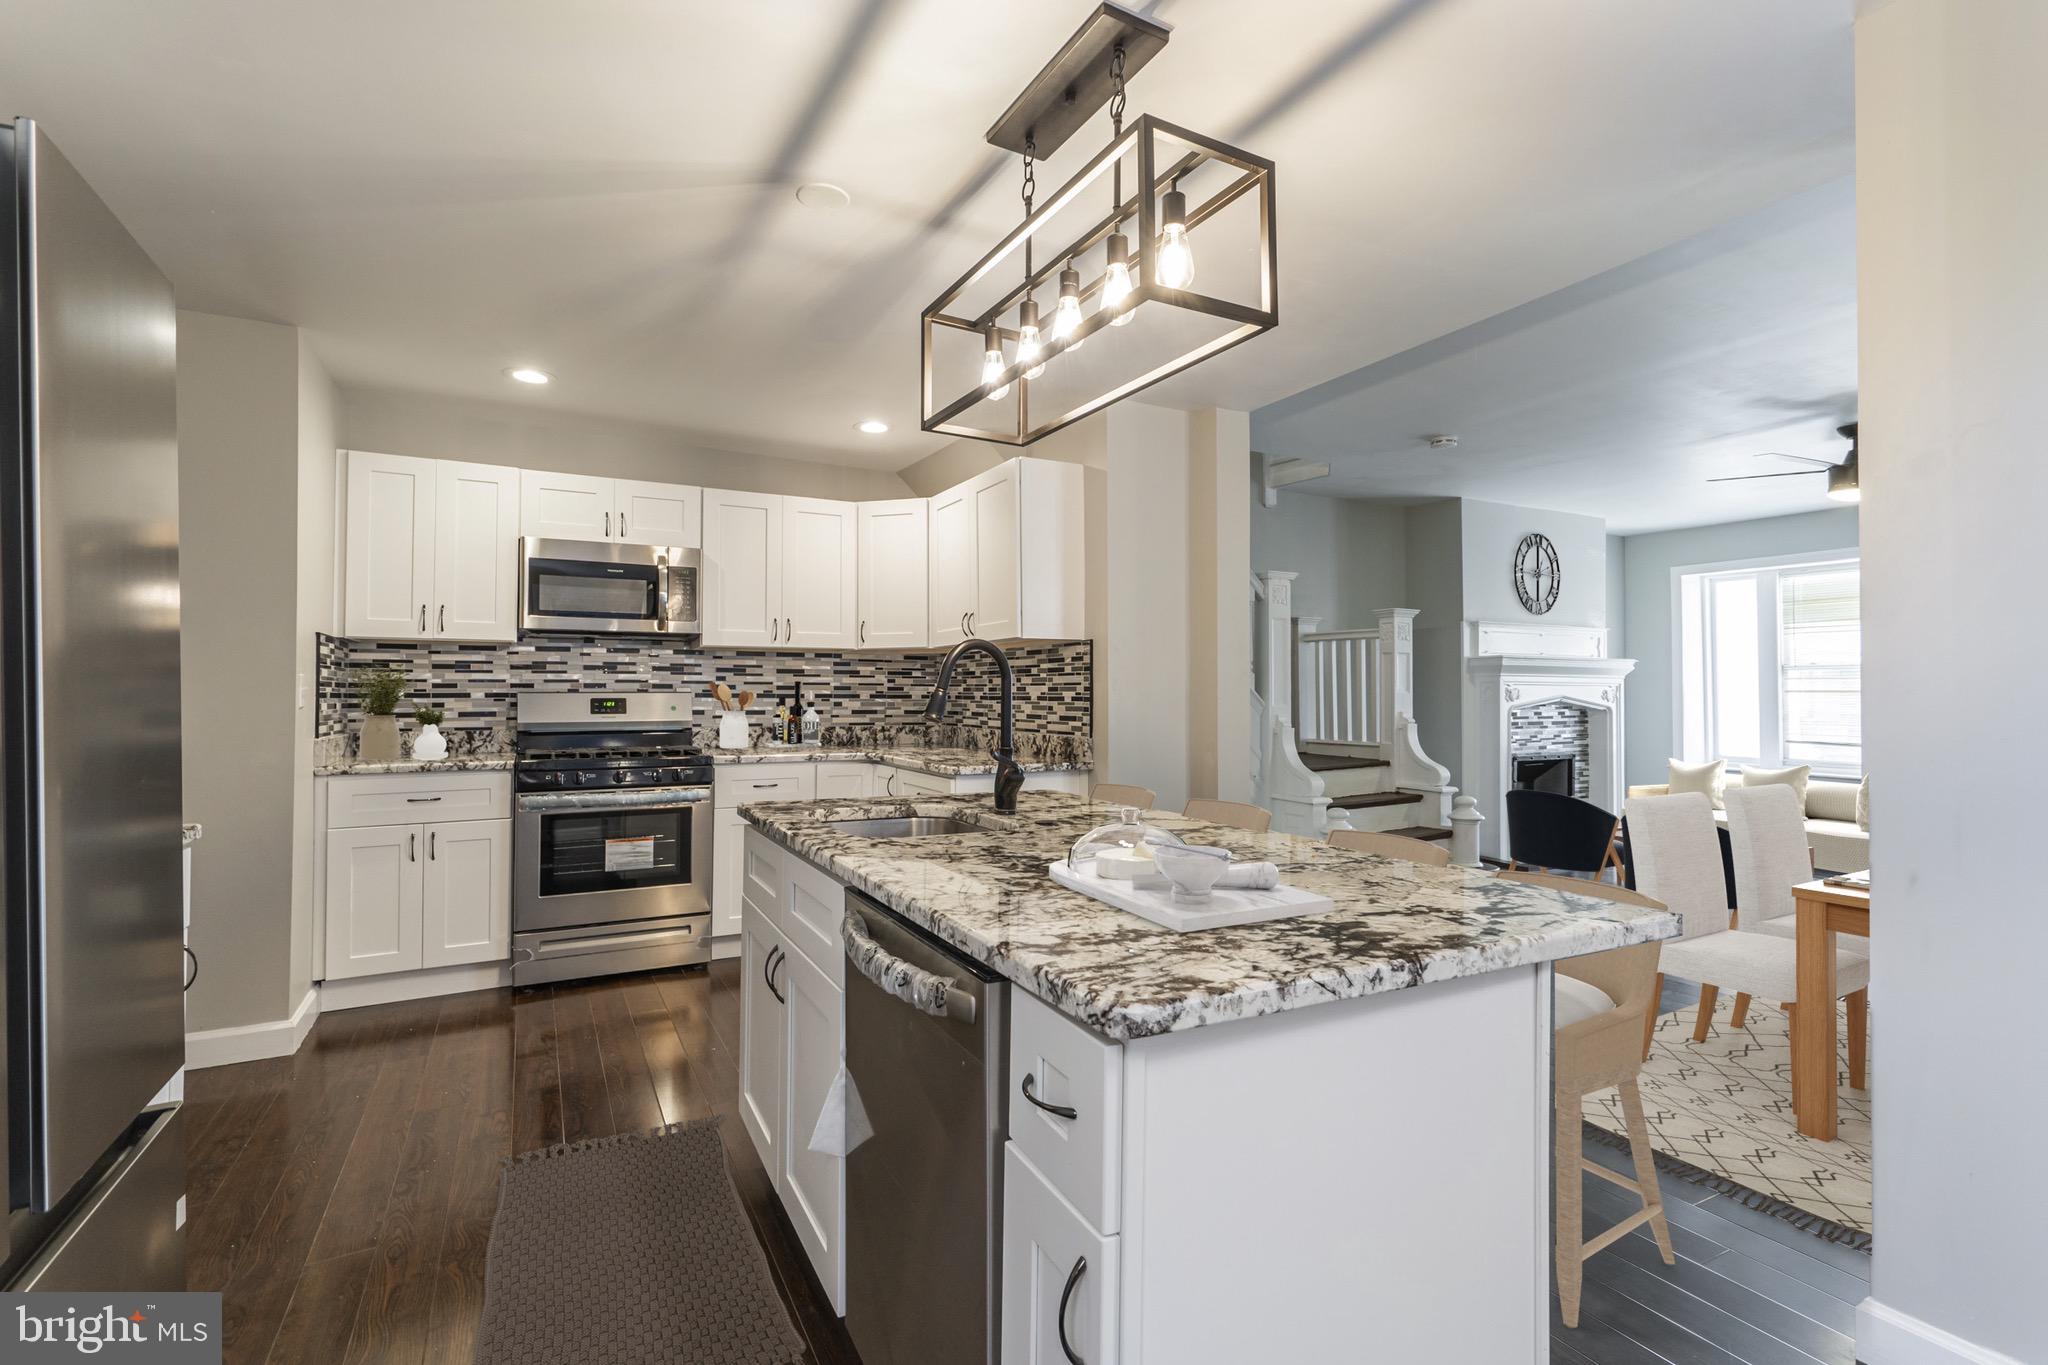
[1300,752,1391,772]
[1330,790,1424,809]
[1386,825,1453,842]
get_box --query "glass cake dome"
[1069,806,1185,876]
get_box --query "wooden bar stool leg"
[1618,1080,1674,1264]
[1555,1086,1585,1328]
[1691,983,1720,1043]
[1729,993,1751,1029]
[1847,988,1868,1091]
[1642,974,1663,1062]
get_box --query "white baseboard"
[319,962,511,1013]
[710,935,740,962]
[1858,1299,2028,1365]
[185,987,320,1070]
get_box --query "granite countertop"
[740,791,1678,1041]
[713,745,1088,776]
[315,754,516,777]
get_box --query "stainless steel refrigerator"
[0,118,187,1291]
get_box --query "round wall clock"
[1513,532,1561,615]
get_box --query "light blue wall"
[1619,507,1860,785]
[1605,534,1627,657]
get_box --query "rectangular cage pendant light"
[919,7,1277,446]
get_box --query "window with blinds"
[1778,565,1861,772]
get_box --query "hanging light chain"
[1022,136,1037,281]
[1109,44,1127,136]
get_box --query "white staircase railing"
[1297,627,1382,747]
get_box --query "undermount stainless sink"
[825,815,990,839]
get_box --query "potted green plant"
[354,668,407,763]
[411,704,449,761]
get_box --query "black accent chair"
[1504,789,1623,878]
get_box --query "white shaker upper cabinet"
[614,479,702,548]
[927,457,1085,645]
[928,482,975,648]
[702,489,784,647]
[519,469,615,542]
[968,461,1023,642]
[431,461,520,642]
[344,450,436,640]
[781,497,858,651]
[857,499,928,649]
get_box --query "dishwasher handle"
[842,908,977,1023]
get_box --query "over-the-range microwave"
[519,536,700,636]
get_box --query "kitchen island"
[737,791,1677,1365]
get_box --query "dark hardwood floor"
[187,963,1866,1365]
[183,961,858,1365]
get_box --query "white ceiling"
[0,1,1853,473]
[1252,178,1859,535]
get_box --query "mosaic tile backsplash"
[1507,700,1592,801]
[317,633,1094,762]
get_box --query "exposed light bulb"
[1103,232,1136,326]
[981,325,1010,401]
[1052,264,1084,351]
[1157,186,1195,290]
[1017,298,1045,380]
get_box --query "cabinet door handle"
[1021,1073,1078,1121]
[438,604,446,632]
[419,604,427,631]
[429,830,437,860]
[408,832,416,862]
[764,945,786,1004]
[786,616,793,641]
[859,620,866,644]
[1057,1256,1089,1365]
[620,513,627,538]
[405,796,443,803]
[968,611,976,635]
[605,511,612,537]
[750,781,781,790]
[771,617,779,642]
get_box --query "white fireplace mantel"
[1463,652,1637,861]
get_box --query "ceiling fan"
[1709,422,1859,503]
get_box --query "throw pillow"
[1856,774,1870,831]
[1741,763,1813,812]
[1667,758,1725,809]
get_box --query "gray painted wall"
[1604,533,1627,657]
[1458,497,1607,627]
[178,311,304,1032]
[1618,506,1859,785]
[339,388,914,502]
[1249,492,1407,630]
[1404,499,1466,783]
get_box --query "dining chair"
[1327,828,1451,866]
[1724,784,1868,1087]
[1505,790,1624,880]
[1626,793,1868,1064]
[1498,869,1674,1328]
[1182,798,1273,834]
[1091,782,1157,810]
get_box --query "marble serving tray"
[1049,859,1335,933]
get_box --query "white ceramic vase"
[411,724,448,761]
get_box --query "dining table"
[1791,875,1871,1141]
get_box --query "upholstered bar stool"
[1327,828,1451,866]
[1499,869,1676,1329]
[1182,798,1272,833]
[1090,782,1157,809]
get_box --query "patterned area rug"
[1583,996,1872,1243]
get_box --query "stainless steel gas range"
[512,693,713,985]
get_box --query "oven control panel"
[514,762,711,793]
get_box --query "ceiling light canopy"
[921,3,1277,446]
[505,367,552,385]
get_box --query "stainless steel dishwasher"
[842,889,1009,1365]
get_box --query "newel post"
[1372,608,1417,749]
[1261,571,1298,725]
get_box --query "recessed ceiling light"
[505,367,552,385]
[856,419,889,435]
[796,182,851,210]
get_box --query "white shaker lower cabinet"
[317,773,512,986]
[323,824,425,979]
[1003,1144,1119,1365]
[738,904,788,1176]
[420,818,511,968]
[738,831,847,1314]
[812,761,875,801]
[778,938,845,1308]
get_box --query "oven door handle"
[515,786,711,813]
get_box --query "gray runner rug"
[475,1118,807,1365]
